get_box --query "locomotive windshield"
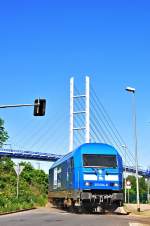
[83,154,117,168]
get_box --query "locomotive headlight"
[114,183,119,187]
[84,181,91,186]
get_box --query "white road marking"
[129,223,150,226]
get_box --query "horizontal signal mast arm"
[0,103,39,109]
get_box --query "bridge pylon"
[69,77,90,152]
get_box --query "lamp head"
[125,86,136,93]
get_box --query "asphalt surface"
[0,207,150,226]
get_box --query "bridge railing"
[0,148,62,161]
[0,148,150,177]
[124,165,150,178]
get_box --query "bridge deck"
[0,148,150,178]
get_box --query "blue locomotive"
[48,143,123,213]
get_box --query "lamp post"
[125,86,140,212]
[122,144,127,203]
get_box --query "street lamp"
[125,86,140,212]
[121,144,127,203]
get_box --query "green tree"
[0,118,9,147]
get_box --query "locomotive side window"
[70,157,74,168]
[83,154,117,168]
[67,157,74,188]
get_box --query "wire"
[32,113,69,152]
[90,85,135,166]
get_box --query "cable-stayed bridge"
[0,148,150,178]
[2,77,149,179]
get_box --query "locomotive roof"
[50,143,119,169]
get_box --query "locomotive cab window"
[83,154,117,168]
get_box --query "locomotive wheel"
[68,205,74,213]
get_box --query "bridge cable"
[90,85,135,166]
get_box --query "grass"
[0,195,47,214]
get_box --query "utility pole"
[69,76,90,152]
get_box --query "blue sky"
[0,1,150,171]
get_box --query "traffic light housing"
[34,99,46,116]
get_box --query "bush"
[0,158,48,213]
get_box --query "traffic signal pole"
[0,98,46,116]
[0,103,36,108]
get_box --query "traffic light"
[34,99,46,116]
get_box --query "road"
[0,207,150,226]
